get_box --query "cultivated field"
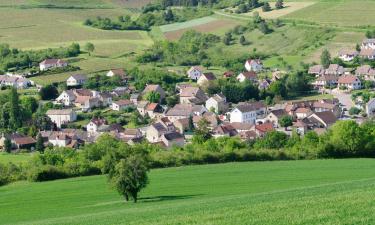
[284,0,375,27]
[2,159,375,224]
[160,16,243,40]
[246,1,316,19]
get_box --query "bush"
[28,165,69,182]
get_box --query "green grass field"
[2,159,375,224]
[0,153,33,164]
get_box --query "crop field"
[243,1,316,19]
[2,159,375,225]
[284,0,375,27]
[160,16,243,40]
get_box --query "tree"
[35,134,44,153]
[144,91,160,103]
[8,88,21,129]
[39,85,58,100]
[258,21,271,34]
[262,2,271,12]
[223,32,232,45]
[4,137,12,153]
[111,155,149,203]
[163,9,174,22]
[320,49,331,69]
[202,59,212,69]
[84,42,95,56]
[356,43,361,52]
[192,118,211,143]
[279,115,293,130]
[239,35,247,45]
[349,107,361,115]
[275,0,284,9]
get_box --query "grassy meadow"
[1,159,375,224]
[0,153,33,164]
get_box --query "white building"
[187,66,203,80]
[338,75,362,90]
[39,59,68,71]
[230,102,266,124]
[205,94,228,114]
[244,59,263,72]
[338,49,358,62]
[67,74,87,87]
[111,99,133,111]
[46,109,77,128]
[361,39,375,50]
[55,90,76,106]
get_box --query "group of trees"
[0,43,80,72]
[84,8,212,31]
[137,30,220,66]
[84,74,124,92]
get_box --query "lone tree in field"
[84,42,95,56]
[112,155,149,203]
[239,35,247,45]
[262,2,271,12]
[320,49,331,69]
[275,0,284,9]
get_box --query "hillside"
[2,159,375,225]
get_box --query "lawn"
[284,0,375,27]
[2,159,375,224]
[0,153,33,164]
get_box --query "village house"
[165,104,207,122]
[111,99,133,111]
[255,122,274,137]
[173,118,190,134]
[293,120,308,135]
[236,71,257,83]
[142,84,166,101]
[338,49,358,62]
[118,128,143,142]
[205,93,228,114]
[338,75,362,90]
[136,101,149,117]
[130,93,141,104]
[145,103,163,119]
[230,102,266,124]
[161,131,185,148]
[313,100,341,118]
[359,48,375,60]
[193,112,218,128]
[265,109,288,127]
[258,79,272,90]
[0,133,36,150]
[366,98,375,117]
[308,65,324,76]
[307,111,337,128]
[187,66,203,80]
[223,71,235,78]
[313,75,338,89]
[0,75,31,89]
[86,118,107,134]
[66,74,87,87]
[46,109,77,128]
[361,38,375,50]
[146,118,176,143]
[245,59,263,72]
[325,64,344,75]
[39,59,68,71]
[179,87,208,104]
[40,129,90,148]
[295,107,313,119]
[197,72,216,86]
[212,124,238,138]
[223,122,253,133]
[106,68,127,80]
[355,65,375,80]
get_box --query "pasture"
[160,16,243,40]
[284,0,375,27]
[2,159,375,224]
[246,1,316,19]
[0,153,33,164]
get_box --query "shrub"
[28,165,68,182]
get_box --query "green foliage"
[84,74,124,91]
[254,131,289,149]
[39,85,58,100]
[320,49,331,68]
[262,2,271,12]
[84,42,95,56]
[144,91,160,103]
[4,138,12,153]
[0,43,80,72]
[111,155,149,203]
[279,115,293,128]
[275,0,284,9]
[349,107,361,115]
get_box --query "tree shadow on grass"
[139,194,203,203]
